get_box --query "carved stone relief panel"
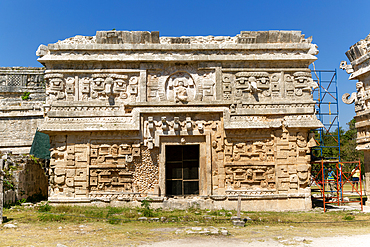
[213,129,276,193]
[143,114,221,149]
[222,71,317,112]
[45,72,140,104]
[223,132,275,164]
[276,163,310,193]
[49,135,89,198]
[147,73,162,101]
[48,133,158,198]
[291,72,318,99]
[90,73,139,103]
[147,65,216,102]
[211,127,312,195]
[224,165,275,191]
[235,72,271,99]
[89,141,139,193]
[89,168,134,192]
[45,73,65,103]
[222,72,278,105]
[165,71,196,102]
[342,79,370,114]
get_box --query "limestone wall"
[0,67,45,154]
[0,158,3,224]
[37,30,322,210]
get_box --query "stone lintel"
[38,54,317,64]
[46,42,313,51]
[0,67,44,74]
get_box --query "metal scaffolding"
[311,70,340,162]
[310,69,363,211]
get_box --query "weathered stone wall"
[0,158,3,224]
[37,30,322,210]
[341,33,370,201]
[1,153,48,205]
[0,67,45,154]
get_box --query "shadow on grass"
[312,198,337,209]
[2,216,13,223]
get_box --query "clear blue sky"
[1,0,369,129]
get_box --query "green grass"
[4,204,370,227]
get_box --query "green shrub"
[21,92,31,100]
[38,202,52,212]
[141,198,154,217]
[343,214,355,221]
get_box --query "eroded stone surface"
[0,158,3,224]
[36,30,322,210]
[1,153,48,205]
[0,67,45,154]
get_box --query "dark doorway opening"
[165,145,199,196]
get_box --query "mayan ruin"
[3,1,370,245]
[4,30,316,211]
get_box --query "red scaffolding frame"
[311,160,363,212]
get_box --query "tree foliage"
[312,118,364,174]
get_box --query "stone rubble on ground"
[232,220,245,227]
[175,226,229,235]
[293,237,306,242]
[56,244,68,247]
[3,223,17,228]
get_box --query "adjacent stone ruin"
[0,67,45,154]
[341,33,370,201]
[0,68,48,209]
[0,153,48,205]
[34,30,323,211]
[1,157,3,224]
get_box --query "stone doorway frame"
[158,135,212,197]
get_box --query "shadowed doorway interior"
[165,145,199,196]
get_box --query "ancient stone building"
[36,30,322,210]
[341,33,370,202]
[0,68,48,204]
[0,67,45,154]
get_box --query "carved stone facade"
[37,30,322,210]
[341,33,370,201]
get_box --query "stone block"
[256,31,269,43]
[232,220,245,227]
[268,31,279,43]
[279,31,292,43]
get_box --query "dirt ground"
[139,234,370,247]
[2,221,370,247]
[1,204,370,247]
